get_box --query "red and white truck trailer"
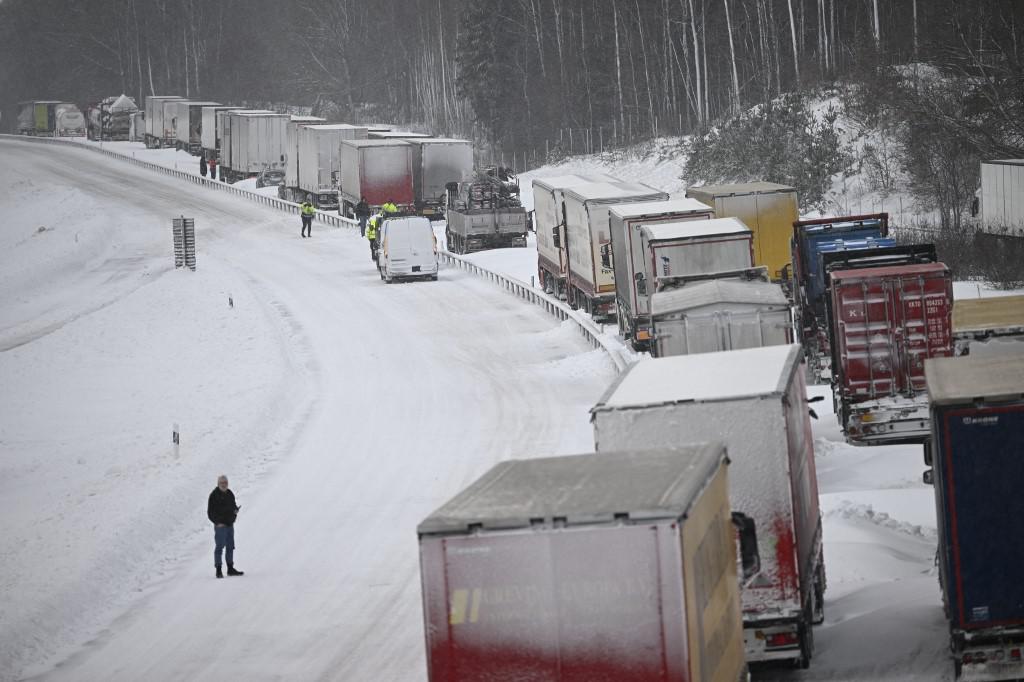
[591,344,824,668]
[532,174,617,300]
[562,182,668,320]
[418,445,749,682]
[339,138,414,214]
[828,259,953,445]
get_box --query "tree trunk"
[787,0,800,85]
[722,0,741,112]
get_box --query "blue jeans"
[214,526,235,568]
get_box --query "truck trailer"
[170,100,220,153]
[980,159,1024,236]
[408,137,473,218]
[18,101,85,137]
[199,106,244,160]
[86,94,137,141]
[925,352,1024,681]
[222,111,288,183]
[144,96,183,148]
[686,183,799,281]
[608,204,751,348]
[562,182,668,320]
[952,295,1024,357]
[418,445,748,682]
[291,124,368,209]
[591,344,824,668]
[828,258,953,445]
[533,174,618,300]
[280,115,330,200]
[339,138,414,213]
[651,277,792,358]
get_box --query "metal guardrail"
[3,133,628,371]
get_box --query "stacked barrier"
[1,134,630,372]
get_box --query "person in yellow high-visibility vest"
[381,199,399,215]
[300,198,316,238]
[366,214,380,261]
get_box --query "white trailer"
[282,116,328,198]
[170,100,220,153]
[200,106,244,158]
[218,109,273,172]
[608,200,729,346]
[224,111,288,182]
[143,95,183,148]
[533,174,618,300]
[367,130,431,140]
[650,278,792,357]
[129,110,145,142]
[590,343,824,669]
[294,124,367,209]
[407,137,473,218]
[980,159,1024,236]
[562,182,668,320]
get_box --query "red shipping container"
[829,262,953,444]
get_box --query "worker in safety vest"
[300,198,316,238]
[381,199,398,215]
[366,213,380,261]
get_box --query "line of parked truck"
[412,174,1024,680]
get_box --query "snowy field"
[0,135,1014,681]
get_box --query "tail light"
[1011,648,1021,661]
[766,632,799,649]
[963,653,974,664]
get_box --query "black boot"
[227,564,244,576]
[216,566,224,579]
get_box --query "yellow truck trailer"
[952,294,1024,356]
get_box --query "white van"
[377,216,439,282]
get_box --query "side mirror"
[732,512,761,581]
[808,395,825,403]
[552,226,561,248]
[923,469,934,486]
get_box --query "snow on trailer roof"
[417,444,727,535]
[926,352,1024,405]
[341,138,412,148]
[593,344,802,410]
[641,217,750,241]
[303,123,365,131]
[407,137,471,145]
[984,159,1024,166]
[651,279,788,316]
[829,261,948,282]
[687,182,795,196]
[609,197,713,219]
[368,130,431,138]
[532,173,620,191]
[563,181,666,203]
[289,115,326,122]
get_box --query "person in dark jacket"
[199,155,208,177]
[208,157,218,181]
[207,475,244,578]
[355,196,370,237]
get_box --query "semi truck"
[650,276,792,358]
[591,344,824,668]
[445,168,528,254]
[407,137,473,219]
[686,183,799,281]
[86,94,137,141]
[199,106,245,160]
[144,96,184,148]
[222,111,289,183]
[280,115,329,200]
[608,203,750,349]
[562,182,668,320]
[338,138,414,214]
[418,445,749,682]
[790,214,893,381]
[17,101,85,136]
[924,352,1024,681]
[828,256,953,445]
[952,295,1024,356]
[533,174,618,300]
[217,109,272,170]
[170,100,220,153]
[980,159,1024,236]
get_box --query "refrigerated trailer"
[339,138,414,212]
[980,159,1024,236]
[651,278,792,357]
[418,445,748,682]
[408,137,473,218]
[591,344,824,668]
[171,100,220,153]
[291,124,367,209]
[562,182,668,320]
[280,115,330,200]
[533,174,618,300]
[222,111,288,183]
[925,352,1024,681]
[200,106,244,159]
[828,260,953,445]
[686,183,799,280]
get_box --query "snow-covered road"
[1,139,614,681]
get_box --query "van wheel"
[430,275,438,281]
